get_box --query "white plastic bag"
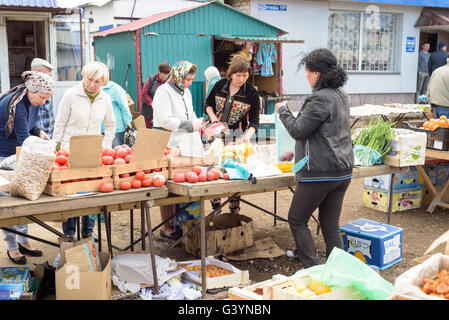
[10,136,56,200]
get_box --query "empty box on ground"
[0,267,30,300]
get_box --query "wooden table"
[417,149,449,213]
[164,164,410,294]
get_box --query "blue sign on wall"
[258,4,287,11]
[406,36,416,53]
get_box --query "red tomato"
[198,173,207,182]
[119,173,130,178]
[142,178,153,187]
[123,146,132,155]
[99,182,114,193]
[143,169,152,174]
[135,170,146,181]
[125,154,132,163]
[153,177,165,187]
[152,168,162,172]
[192,166,202,175]
[131,179,142,189]
[116,148,128,159]
[55,155,67,165]
[119,181,132,190]
[120,144,128,149]
[57,149,70,157]
[184,171,196,180]
[187,173,199,184]
[210,169,220,180]
[113,158,126,165]
[102,147,116,158]
[51,164,60,171]
[59,165,68,170]
[223,173,230,180]
[173,173,185,183]
[206,171,216,181]
[114,146,122,152]
[102,155,114,165]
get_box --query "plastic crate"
[404,120,449,151]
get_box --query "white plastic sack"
[10,136,56,200]
[393,253,449,300]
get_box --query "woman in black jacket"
[275,48,354,268]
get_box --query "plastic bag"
[0,154,16,170]
[124,126,138,147]
[174,201,200,234]
[353,144,383,167]
[222,159,251,180]
[319,248,393,300]
[274,111,296,163]
[10,136,56,200]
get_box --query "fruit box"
[264,274,367,300]
[44,166,114,196]
[340,218,403,270]
[167,155,217,179]
[0,267,30,300]
[362,169,423,191]
[424,162,449,186]
[382,129,427,167]
[228,275,287,300]
[404,120,449,151]
[179,257,249,290]
[111,159,169,189]
[362,185,422,213]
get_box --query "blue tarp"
[0,0,57,8]
[346,0,449,8]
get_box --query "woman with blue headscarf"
[152,60,203,239]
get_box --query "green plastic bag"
[319,248,393,300]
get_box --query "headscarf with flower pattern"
[167,61,194,91]
[1,71,54,137]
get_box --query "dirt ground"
[1,178,449,299]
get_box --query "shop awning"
[415,8,449,29]
[214,35,304,44]
[0,0,71,13]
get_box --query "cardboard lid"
[132,115,146,130]
[131,129,170,163]
[68,135,103,168]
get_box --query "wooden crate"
[44,166,113,196]
[228,275,286,300]
[112,159,169,189]
[264,275,368,300]
[168,156,217,179]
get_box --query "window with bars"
[328,11,399,72]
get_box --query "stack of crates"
[362,167,423,213]
[421,161,449,206]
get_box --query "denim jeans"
[432,105,449,119]
[2,224,29,250]
[62,216,95,236]
[112,131,126,148]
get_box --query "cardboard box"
[362,185,422,213]
[182,214,254,257]
[362,169,423,191]
[180,257,249,290]
[340,218,403,270]
[383,129,427,167]
[0,267,30,300]
[228,274,286,300]
[55,251,111,300]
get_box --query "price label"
[434,140,443,150]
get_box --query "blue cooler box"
[340,218,403,270]
[0,267,30,300]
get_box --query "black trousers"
[288,179,351,268]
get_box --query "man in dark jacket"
[428,42,448,75]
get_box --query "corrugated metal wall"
[94,32,138,110]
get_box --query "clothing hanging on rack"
[256,42,277,77]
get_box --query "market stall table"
[164,164,409,294]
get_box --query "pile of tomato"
[52,148,70,171]
[101,144,133,166]
[172,166,228,184]
[99,169,165,193]
[422,115,449,130]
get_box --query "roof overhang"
[0,5,71,13]
[415,7,449,32]
[215,35,304,44]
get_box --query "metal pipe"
[143,201,159,295]
[79,8,83,68]
[1,227,60,248]
[26,216,65,238]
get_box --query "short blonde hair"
[81,61,110,84]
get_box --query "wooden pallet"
[112,159,169,189]
[44,166,113,196]
[168,156,217,179]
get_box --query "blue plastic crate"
[0,267,30,300]
[340,218,403,270]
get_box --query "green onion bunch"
[353,116,396,156]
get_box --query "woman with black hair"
[275,48,354,268]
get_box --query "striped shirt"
[39,99,54,138]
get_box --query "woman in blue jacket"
[0,71,54,264]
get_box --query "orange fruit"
[440,115,448,121]
[438,119,447,127]
[432,124,439,130]
[423,121,430,129]
[446,119,449,127]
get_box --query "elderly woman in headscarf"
[0,71,54,264]
[152,60,203,239]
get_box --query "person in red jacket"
[141,62,171,128]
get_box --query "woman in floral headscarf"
[152,60,203,239]
[0,71,54,265]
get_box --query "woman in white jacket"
[53,61,116,241]
[152,60,203,239]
